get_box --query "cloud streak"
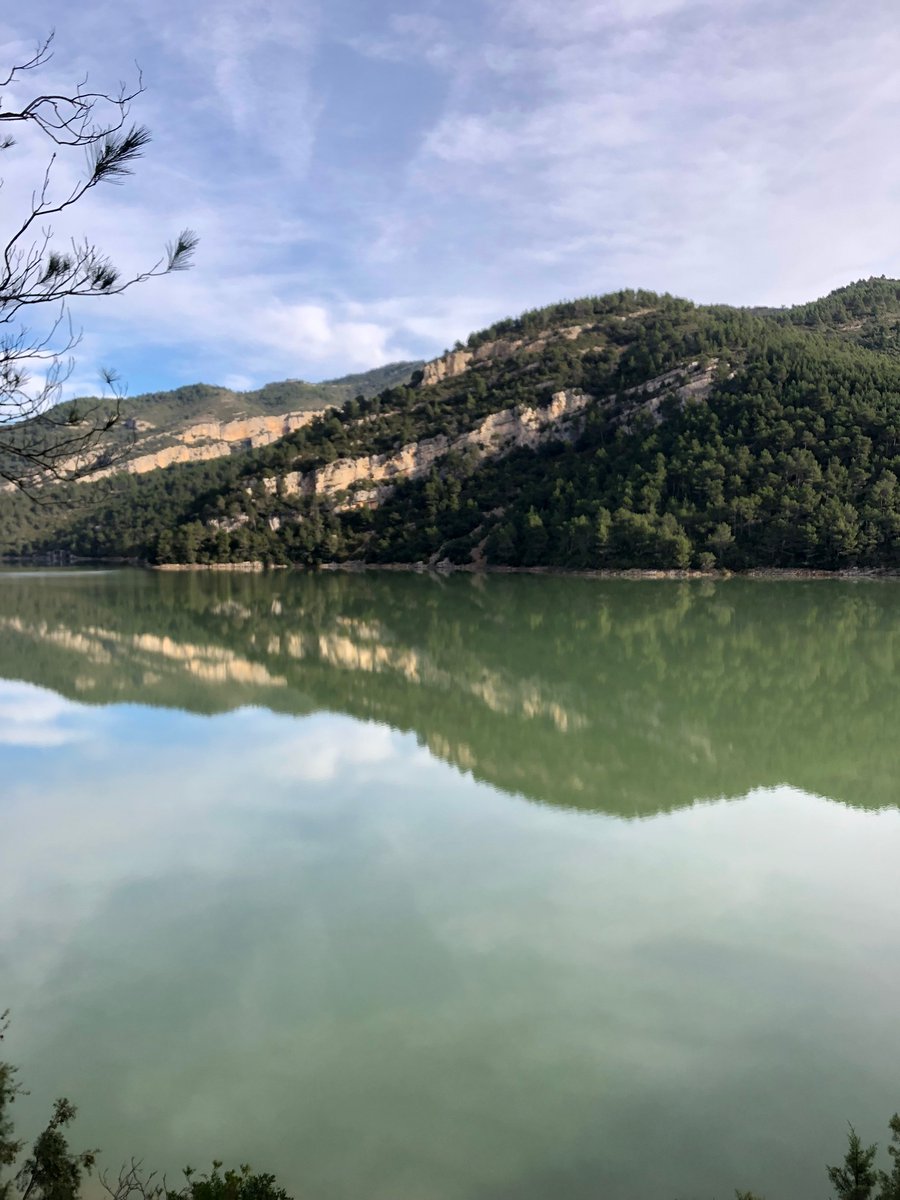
[3,0,900,396]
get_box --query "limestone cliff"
[85,409,325,480]
[263,360,716,511]
[418,323,592,387]
[265,388,592,508]
[11,279,900,573]
[420,349,473,386]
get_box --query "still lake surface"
[0,568,898,1200]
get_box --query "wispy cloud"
[148,0,324,175]
[0,680,89,746]
[3,0,900,396]
[349,12,459,68]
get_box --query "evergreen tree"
[827,1127,879,1200]
[878,1115,900,1200]
[0,1015,21,1200]
[1,1019,291,1200]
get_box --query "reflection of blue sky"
[3,684,900,1200]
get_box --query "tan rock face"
[420,349,474,387]
[267,388,592,508]
[181,412,316,447]
[80,410,326,481]
[418,323,592,388]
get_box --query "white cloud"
[497,0,712,38]
[4,0,900,393]
[140,0,324,175]
[405,0,900,307]
[267,719,399,783]
[81,272,417,378]
[221,372,256,392]
[0,680,89,746]
[349,12,458,68]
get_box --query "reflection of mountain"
[0,569,897,817]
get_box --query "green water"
[0,569,898,1200]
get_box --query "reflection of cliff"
[0,569,897,817]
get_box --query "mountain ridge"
[3,277,900,570]
[29,361,425,483]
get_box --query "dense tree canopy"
[3,280,900,570]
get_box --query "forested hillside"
[44,360,423,431]
[3,279,900,570]
[0,360,423,484]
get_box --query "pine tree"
[878,1114,900,1200]
[827,1126,879,1200]
[1,1014,95,1200]
[0,1014,22,1200]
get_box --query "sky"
[2,0,900,397]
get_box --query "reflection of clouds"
[4,762,899,1200]
[431,785,900,961]
[266,719,399,783]
[0,704,429,998]
[1,688,899,1200]
[0,680,91,747]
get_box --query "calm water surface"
[0,569,898,1200]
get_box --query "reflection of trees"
[0,570,897,816]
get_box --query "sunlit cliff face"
[265,387,592,510]
[74,411,326,482]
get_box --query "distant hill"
[56,360,424,428]
[3,278,900,571]
[17,361,424,480]
[760,275,900,354]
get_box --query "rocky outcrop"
[418,323,592,388]
[180,412,317,447]
[266,388,592,508]
[420,349,473,386]
[109,443,235,475]
[83,410,326,480]
[621,360,720,424]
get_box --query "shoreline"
[316,561,899,581]
[2,556,897,580]
[152,561,287,572]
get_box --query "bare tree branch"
[99,1160,167,1200]
[0,32,198,492]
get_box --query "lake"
[0,568,898,1200]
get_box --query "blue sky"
[2,0,900,396]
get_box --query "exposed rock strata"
[623,359,719,420]
[420,349,473,386]
[265,388,592,509]
[82,410,325,480]
[418,323,593,387]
